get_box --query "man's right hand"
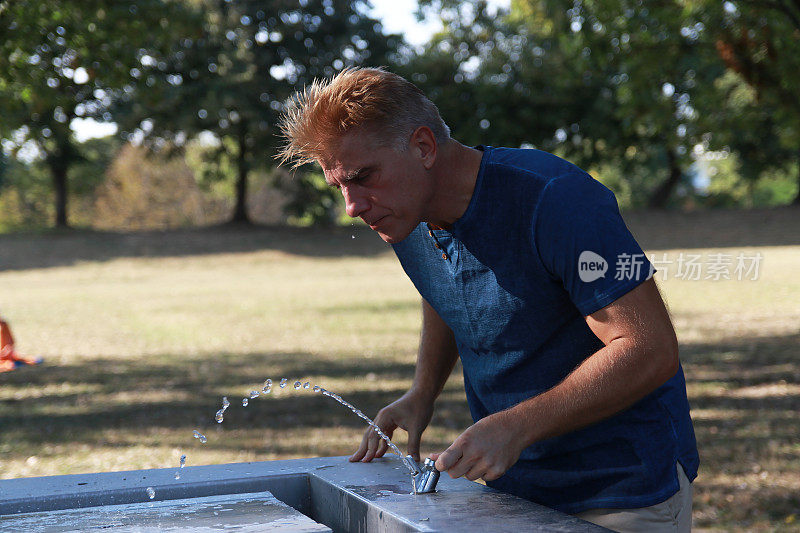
[349,390,434,463]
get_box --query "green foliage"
[3,0,798,229]
[414,0,799,208]
[68,135,123,195]
[754,166,800,206]
[185,136,238,195]
[694,152,799,208]
[410,0,719,207]
[276,170,343,226]
[114,0,402,224]
[0,157,54,231]
[404,0,581,150]
[689,0,800,147]
[0,152,8,190]
[0,0,197,227]
[0,135,123,231]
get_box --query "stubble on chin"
[377,223,417,244]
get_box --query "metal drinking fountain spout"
[403,455,421,477]
[411,457,440,494]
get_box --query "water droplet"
[293,381,301,390]
[313,385,320,392]
[280,378,288,388]
[146,487,155,500]
[222,397,230,409]
[215,409,225,423]
[303,382,310,389]
[242,398,249,407]
[193,430,207,443]
[352,235,355,239]
[179,454,186,468]
[249,390,260,399]
[262,379,272,393]
[174,472,180,480]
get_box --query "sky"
[369,0,445,46]
[72,0,509,142]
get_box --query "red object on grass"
[0,318,42,372]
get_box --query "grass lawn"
[1,207,799,531]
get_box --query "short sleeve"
[533,172,654,316]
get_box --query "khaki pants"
[574,464,693,532]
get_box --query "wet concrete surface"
[0,491,330,532]
[0,456,608,532]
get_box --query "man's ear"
[410,127,437,170]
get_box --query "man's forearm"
[507,278,680,446]
[432,338,679,482]
[505,337,678,447]
[432,279,682,481]
[409,298,460,402]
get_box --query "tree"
[414,0,730,207]
[406,0,591,150]
[688,0,800,204]
[114,0,401,224]
[512,0,733,207]
[0,0,196,228]
[0,152,53,229]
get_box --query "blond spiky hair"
[277,67,450,168]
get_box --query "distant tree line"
[0,0,797,230]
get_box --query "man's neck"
[425,141,483,229]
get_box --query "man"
[278,67,698,532]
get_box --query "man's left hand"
[432,411,524,482]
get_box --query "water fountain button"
[413,457,440,494]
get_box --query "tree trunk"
[230,128,251,224]
[793,149,800,206]
[50,161,70,228]
[648,148,683,209]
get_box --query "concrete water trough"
[0,455,608,531]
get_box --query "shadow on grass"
[3,206,800,272]
[0,350,472,451]
[0,225,389,272]
[679,332,800,528]
[623,206,800,250]
[2,331,797,526]
[2,332,796,439]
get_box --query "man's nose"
[342,185,368,218]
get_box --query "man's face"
[320,129,433,244]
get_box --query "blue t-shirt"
[392,146,699,514]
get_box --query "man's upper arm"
[421,298,456,344]
[533,172,655,316]
[585,277,679,384]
